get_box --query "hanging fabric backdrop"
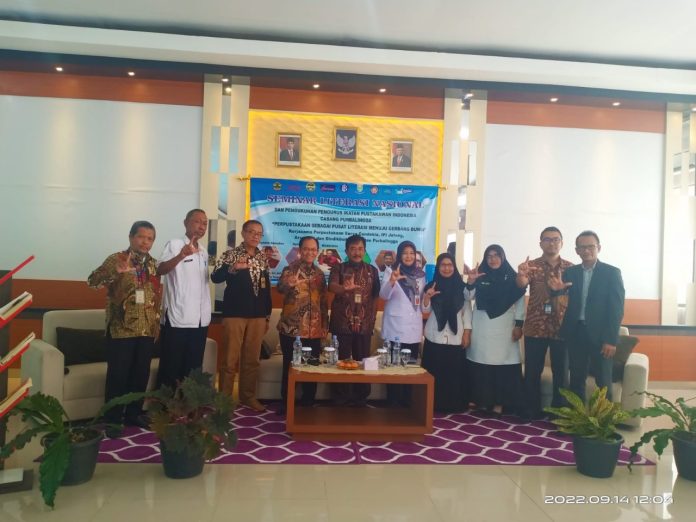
[249,178,439,282]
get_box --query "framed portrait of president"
[390,139,413,173]
[277,133,301,167]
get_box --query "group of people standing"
[421,226,625,418]
[89,210,625,429]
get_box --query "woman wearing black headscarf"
[420,253,472,412]
[465,244,526,415]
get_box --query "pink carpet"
[97,404,652,467]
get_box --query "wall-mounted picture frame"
[276,133,301,167]
[390,139,413,173]
[334,127,357,161]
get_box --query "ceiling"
[1,0,695,101]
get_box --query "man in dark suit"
[549,230,624,402]
[392,144,411,168]
[279,137,299,162]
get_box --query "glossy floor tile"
[1,382,695,521]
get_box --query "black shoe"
[125,414,150,429]
[104,425,123,439]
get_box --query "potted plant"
[628,392,696,480]
[145,369,236,479]
[0,392,136,508]
[545,387,630,478]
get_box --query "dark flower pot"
[671,432,696,481]
[43,429,103,486]
[159,442,205,479]
[573,433,623,478]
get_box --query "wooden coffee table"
[286,366,434,442]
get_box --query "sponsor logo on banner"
[287,184,301,191]
[370,186,379,194]
[320,184,336,192]
[340,184,349,192]
[306,182,316,192]
[273,182,282,191]
[356,184,364,193]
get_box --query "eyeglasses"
[246,230,263,238]
[576,244,598,251]
[541,237,562,244]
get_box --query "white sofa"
[21,309,218,420]
[257,312,648,427]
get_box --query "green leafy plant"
[628,392,696,471]
[544,387,629,441]
[0,392,136,508]
[146,369,236,460]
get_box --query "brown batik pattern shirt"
[88,251,162,339]
[328,262,380,335]
[277,260,329,339]
[523,256,573,339]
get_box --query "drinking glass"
[301,347,312,366]
[400,349,411,367]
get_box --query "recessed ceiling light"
[379,88,387,93]
[691,107,696,112]
[127,71,135,77]
[550,97,559,103]
[221,77,229,83]
[612,102,621,107]
[224,86,232,94]
[55,66,63,72]
[313,83,320,89]
[463,92,474,100]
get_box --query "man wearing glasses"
[549,230,625,402]
[516,227,573,419]
[211,219,272,411]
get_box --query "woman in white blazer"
[380,240,426,358]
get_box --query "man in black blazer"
[279,137,299,162]
[550,231,625,402]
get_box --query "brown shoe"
[241,399,266,412]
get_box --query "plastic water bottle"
[382,340,391,366]
[392,337,401,366]
[292,336,302,366]
[332,335,339,355]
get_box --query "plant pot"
[159,442,205,479]
[671,432,696,481]
[573,433,623,478]
[43,429,103,486]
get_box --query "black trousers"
[279,334,322,404]
[566,323,613,402]
[156,316,208,389]
[332,333,372,404]
[104,335,154,423]
[523,336,567,414]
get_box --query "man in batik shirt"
[276,235,328,414]
[88,220,161,430]
[211,219,272,411]
[328,234,380,405]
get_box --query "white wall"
[0,95,202,280]
[482,124,663,300]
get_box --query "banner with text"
[249,178,439,283]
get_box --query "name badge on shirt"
[354,293,362,304]
[135,289,145,304]
[543,302,552,314]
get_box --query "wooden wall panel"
[250,86,443,119]
[487,100,665,133]
[0,71,203,106]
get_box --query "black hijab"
[424,253,466,334]
[392,241,425,308]
[474,244,525,319]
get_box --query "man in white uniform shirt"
[156,209,212,388]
